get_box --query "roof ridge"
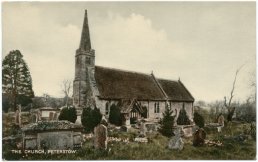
[156,77,179,82]
[95,65,152,77]
[178,80,195,101]
[151,73,168,99]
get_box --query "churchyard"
[2,112,256,160]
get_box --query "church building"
[73,10,194,126]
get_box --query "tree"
[177,106,191,125]
[224,65,244,122]
[2,50,34,111]
[159,105,175,137]
[58,106,77,123]
[193,112,205,128]
[109,104,122,126]
[61,79,72,106]
[81,107,102,132]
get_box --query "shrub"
[177,107,191,125]
[58,106,77,123]
[159,106,175,137]
[193,112,205,128]
[109,104,122,126]
[81,107,102,132]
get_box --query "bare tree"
[61,79,72,106]
[224,65,244,122]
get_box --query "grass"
[2,113,257,160]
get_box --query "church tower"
[73,10,95,110]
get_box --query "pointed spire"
[79,10,91,51]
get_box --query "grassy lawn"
[2,113,256,160]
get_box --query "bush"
[109,104,122,126]
[193,112,205,128]
[159,106,175,137]
[58,106,77,123]
[177,107,191,125]
[81,107,102,132]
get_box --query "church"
[73,10,194,126]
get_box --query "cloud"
[3,3,80,97]
[2,3,255,102]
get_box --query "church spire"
[79,10,91,51]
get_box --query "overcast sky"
[2,2,256,102]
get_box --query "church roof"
[157,79,194,102]
[95,66,165,100]
[94,66,194,102]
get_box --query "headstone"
[120,125,128,132]
[94,119,108,150]
[15,105,21,127]
[37,110,42,121]
[139,120,146,137]
[217,114,224,127]
[168,128,184,150]
[53,112,58,121]
[217,114,224,133]
[49,112,54,121]
[193,128,206,146]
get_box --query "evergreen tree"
[159,105,175,137]
[193,112,205,128]
[177,107,191,125]
[109,104,122,126]
[58,106,77,123]
[81,107,102,132]
[2,50,34,111]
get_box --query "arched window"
[105,102,109,115]
[154,102,160,113]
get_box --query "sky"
[2,2,256,102]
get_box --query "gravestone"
[168,128,184,150]
[193,128,206,146]
[217,114,224,127]
[37,110,42,121]
[94,119,108,150]
[15,105,21,127]
[49,112,54,121]
[139,120,146,137]
[53,112,58,121]
[217,114,224,133]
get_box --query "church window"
[154,102,160,113]
[105,102,109,115]
[86,57,91,64]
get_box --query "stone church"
[73,10,194,126]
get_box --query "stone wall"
[37,131,73,149]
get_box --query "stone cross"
[94,120,108,150]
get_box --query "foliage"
[32,96,64,109]
[109,104,122,126]
[177,107,191,125]
[2,50,34,111]
[159,106,175,137]
[235,100,256,122]
[58,106,77,123]
[81,107,102,132]
[2,112,257,160]
[193,112,205,128]
[250,123,256,141]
